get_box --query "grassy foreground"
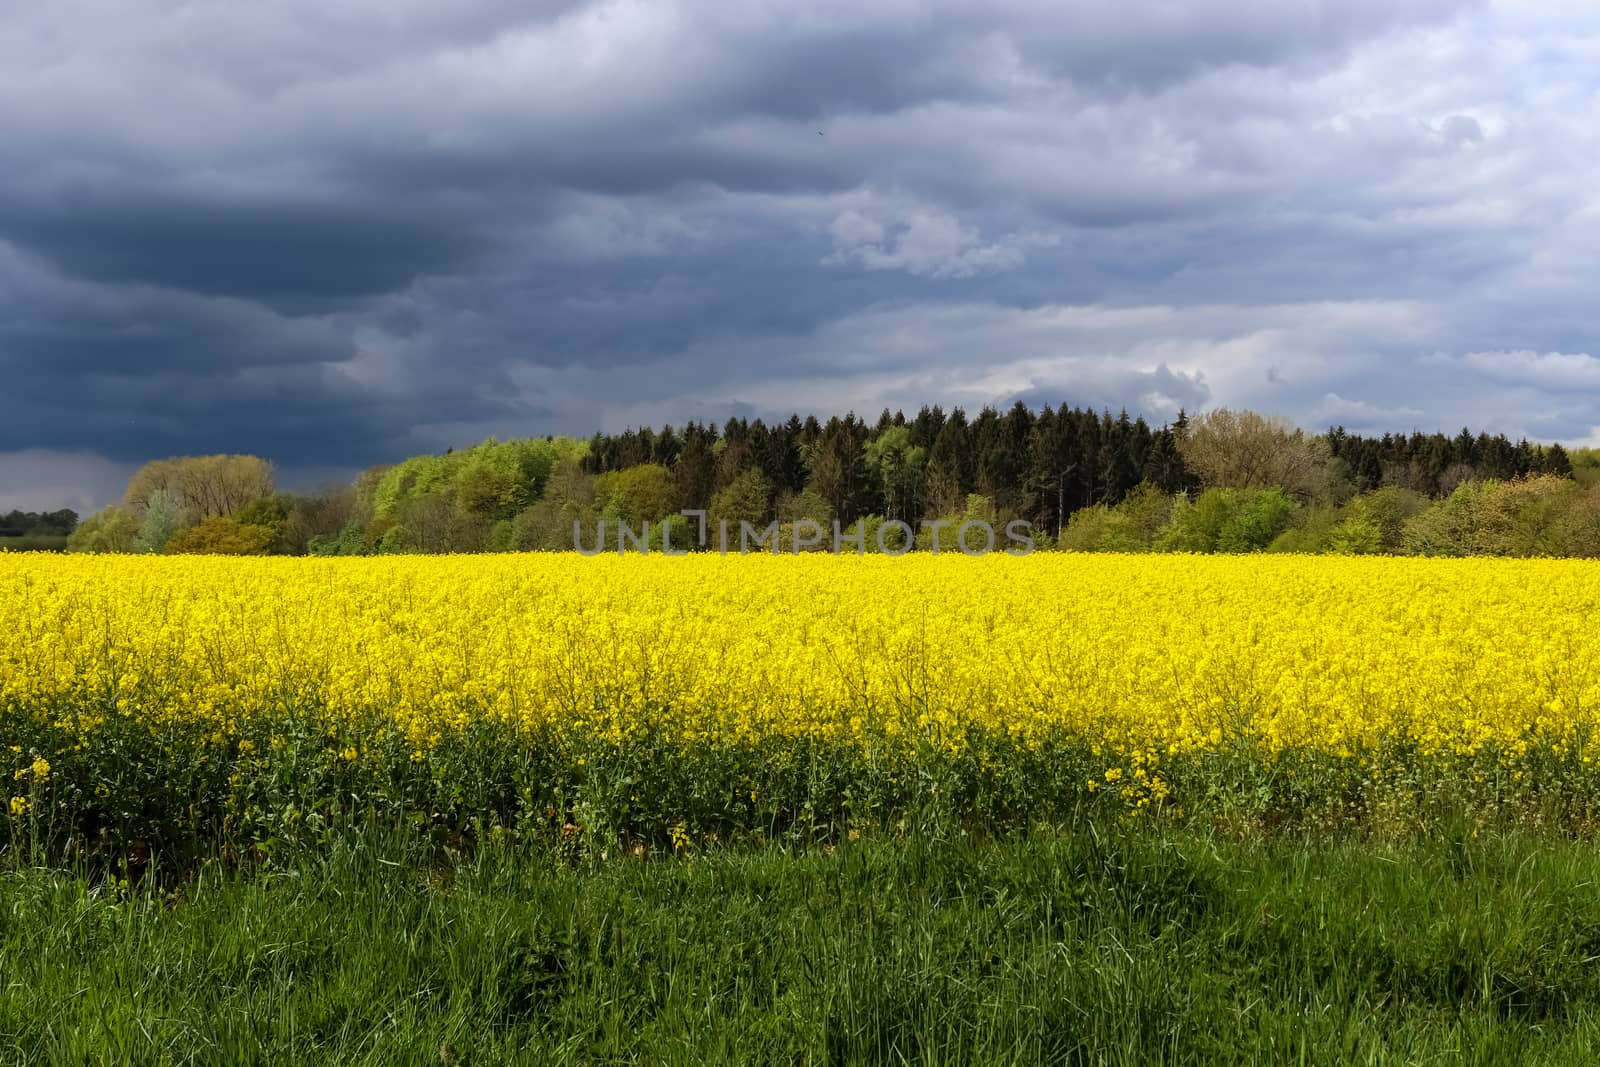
[5,828,1600,1065]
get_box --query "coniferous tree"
[909,405,946,452]
[1142,419,1197,496]
[652,424,682,468]
[1024,405,1066,535]
[674,422,719,512]
[1100,410,1143,502]
[716,417,753,491]
[1072,408,1103,510]
[988,402,1034,515]
[1547,442,1573,476]
[925,409,972,517]
[806,416,870,522]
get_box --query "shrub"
[1216,488,1300,553]
[165,516,276,555]
[66,508,142,553]
[1155,489,1239,553]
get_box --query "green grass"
[5,827,1600,1065]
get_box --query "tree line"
[0,509,79,552]
[49,405,1600,557]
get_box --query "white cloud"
[1434,350,1600,391]
[1313,393,1426,424]
[824,209,1058,279]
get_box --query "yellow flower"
[3,551,1600,823]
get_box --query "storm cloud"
[3,0,1598,508]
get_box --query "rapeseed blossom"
[4,552,1600,850]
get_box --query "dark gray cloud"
[2,191,481,309]
[5,0,1600,512]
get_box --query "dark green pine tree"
[747,419,776,489]
[1132,415,1155,471]
[652,424,682,469]
[1070,408,1103,510]
[969,407,1007,507]
[633,427,656,468]
[1326,425,1349,459]
[1025,405,1075,535]
[1509,435,1531,477]
[581,431,609,474]
[746,418,807,499]
[674,422,719,512]
[1095,410,1138,503]
[925,409,972,516]
[716,418,753,491]
[799,415,823,451]
[1352,440,1383,491]
[1546,442,1573,477]
[990,402,1034,515]
[1142,418,1197,495]
[1420,435,1452,494]
[909,405,946,452]
[772,415,809,496]
[807,416,872,522]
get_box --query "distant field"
[0,535,66,552]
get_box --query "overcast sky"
[3,0,1597,512]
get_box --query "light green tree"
[709,469,772,535]
[136,487,184,553]
[863,425,926,521]
[66,508,141,553]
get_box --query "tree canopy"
[51,408,1591,559]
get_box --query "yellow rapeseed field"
[5,552,1600,854]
